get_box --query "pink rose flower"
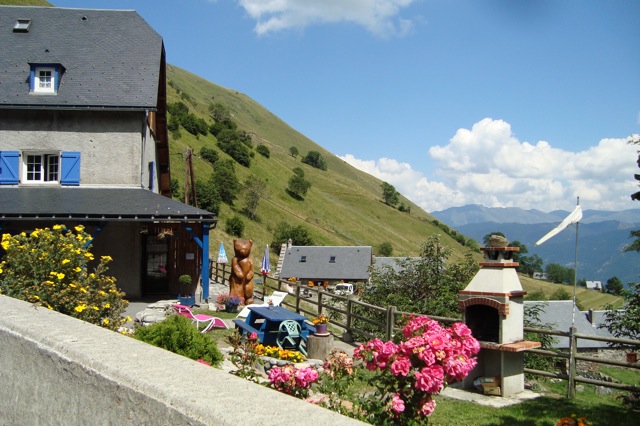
[419,397,437,416]
[391,393,405,413]
[390,356,412,376]
[414,365,444,394]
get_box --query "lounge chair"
[172,304,228,333]
[236,290,289,318]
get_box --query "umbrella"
[260,244,271,275]
[217,242,228,264]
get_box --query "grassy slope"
[165,65,465,259]
[520,274,624,309]
[4,0,51,5]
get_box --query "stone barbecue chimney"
[459,235,540,397]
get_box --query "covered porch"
[0,187,217,301]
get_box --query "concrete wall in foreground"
[0,296,364,426]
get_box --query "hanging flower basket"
[157,228,174,239]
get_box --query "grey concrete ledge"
[0,295,365,425]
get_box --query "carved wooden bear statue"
[229,238,254,305]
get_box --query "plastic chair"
[276,320,306,355]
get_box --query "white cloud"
[339,118,639,212]
[237,0,418,36]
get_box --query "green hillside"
[165,65,467,259]
[520,274,624,310]
[4,0,51,6]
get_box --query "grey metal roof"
[0,187,216,222]
[0,6,162,110]
[524,301,614,349]
[279,246,372,281]
[372,257,422,273]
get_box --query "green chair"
[276,320,306,355]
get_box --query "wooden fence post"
[567,326,577,399]
[386,306,396,341]
[318,290,324,316]
[346,298,353,332]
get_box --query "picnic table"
[233,305,314,347]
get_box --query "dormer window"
[30,64,62,94]
[329,256,336,263]
[13,19,31,32]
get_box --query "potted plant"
[177,274,196,307]
[216,292,243,312]
[312,313,330,335]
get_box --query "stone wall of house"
[0,109,149,187]
[0,296,364,426]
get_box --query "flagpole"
[571,196,580,329]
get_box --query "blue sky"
[53,0,640,212]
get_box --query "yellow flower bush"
[254,344,306,362]
[0,225,128,331]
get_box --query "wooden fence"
[211,262,640,398]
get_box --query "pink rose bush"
[268,364,319,398]
[353,315,479,424]
[263,316,479,425]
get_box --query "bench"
[232,319,264,341]
[306,323,317,335]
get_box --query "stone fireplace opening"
[466,305,499,343]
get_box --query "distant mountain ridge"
[431,204,640,227]
[431,205,640,286]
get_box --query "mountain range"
[431,205,640,286]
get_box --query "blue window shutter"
[60,151,80,185]
[0,151,20,185]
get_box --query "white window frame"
[34,66,56,93]
[21,151,61,184]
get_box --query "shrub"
[134,315,223,366]
[199,146,219,165]
[225,215,245,237]
[301,150,327,170]
[178,274,192,295]
[287,174,311,199]
[0,225,128,331]
[256,144,270,158]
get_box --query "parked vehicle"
[334,283,354,296]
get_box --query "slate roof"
[0,187,216,222]
[0,6,163,110]
[279,246,372,281]
[524,300,614,349]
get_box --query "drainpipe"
[140,111,148,189]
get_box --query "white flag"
[535,205,583,246]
